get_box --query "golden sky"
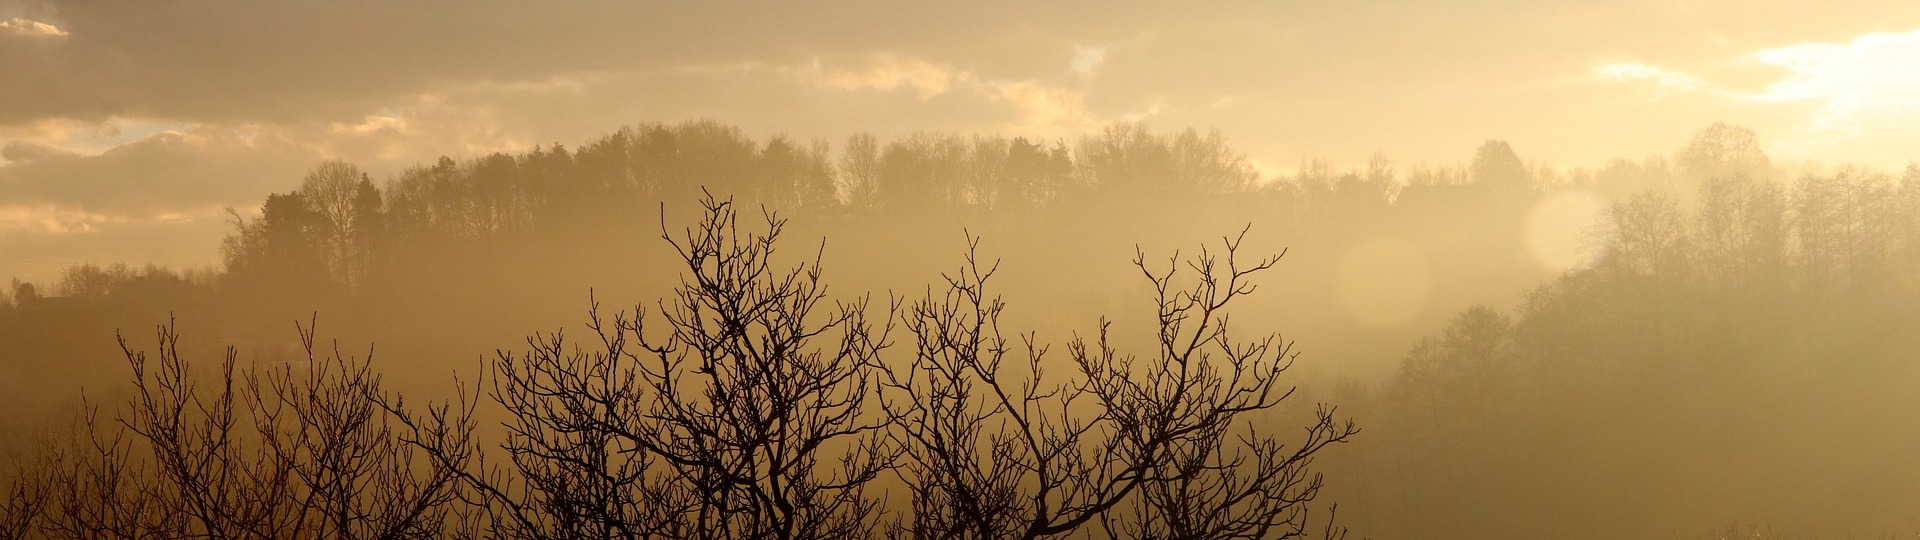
[3,0,1920,281]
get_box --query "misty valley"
[1,119,1917,539]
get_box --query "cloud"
[0,207,231,285]
[807,55,966,100]
[0,125,320,216]
[793,52,1121,138]
[1585,27,1920,162]
[1591,61,1701,91]
[0,17,65,38]
[0,2,1189,127]
[991,80,1097,136]
[335,113,407,136]
[0,204,119,235]
[1745,28,1920,136]
[0,140,76,163]
[4,0,1920,275]
[1068,44,1107,77]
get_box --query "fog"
[4,119,1916,538]
[5,3,1920,539]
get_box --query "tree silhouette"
[1468,140,1528,192]
[361,196,1357,540]
[1086,231,1356,540]
[880,232,1355,540]
[0,318,466,540]
[1676,123,1771,187]
[382,192,900,540]
[838,133,883,210]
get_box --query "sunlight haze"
[3,2,1920,539]
[5,1,1920,280]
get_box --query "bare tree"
[879,236,1113,540]
[299,160,371,285]
[383,192,899,540]
[625,193,899,539]
[1090,228,1359,534]
[883,231,1356,540]
[1088,230,1357,540]
[301,161,367,242]
[249,322,467,539]
[117,322,299,539]
[27,405,178,540]
[839,133,883,209]
[5,189,1362,540]
[0,449,43,540]
[380,306,697,540]
[1,318,465,540]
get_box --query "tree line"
[0,193,1355,540]
[4,120,1806,315]
[1332,142,1920,537]
[6,119,1920,538]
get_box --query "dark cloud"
[0,0,1201,125]
[1,140,75,162]
[0,127,318,215]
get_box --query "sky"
[4,0,1920,283]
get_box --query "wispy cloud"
[0,17,67,38]
[807,55,966,100]
[1590,27,1920,150]
[991,80,1096,136]
[0,204,120,235]
[798,50,1123,137]
[1069,44,1108,77]
[1591,61,1701,91]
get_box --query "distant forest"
[17,120,1911,315]
[3,120,1920,539]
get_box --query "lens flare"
[1525,190,1607,273]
